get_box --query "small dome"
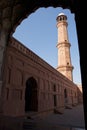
[56,12,67,21]
[58,13,65,16]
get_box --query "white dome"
[58,13,65,16]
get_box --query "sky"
[13,7,82,85]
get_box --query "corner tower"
[56,13,74,81]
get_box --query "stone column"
[0,30,7,95]
[0,29,11,111]
[0,7,12,113]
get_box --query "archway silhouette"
[25,77,38,112]
[0,1,86,128]
[64,88,67,98]
[64,88,68,105]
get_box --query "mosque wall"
[2,37,79,117]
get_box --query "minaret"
[56,13,74,81]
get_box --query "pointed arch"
[64,88,67,98]
[25,77,38,112]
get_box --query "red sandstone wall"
[2,37,79,117]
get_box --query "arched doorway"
[25,77,38,112]
[64,88,68,105]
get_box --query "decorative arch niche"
[25,77,38,112]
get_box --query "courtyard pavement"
[23,104,85,130]
[38,104,85,128]
[36,105,85,128]
[0,104,86,130]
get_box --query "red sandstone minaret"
[56,13,74,81]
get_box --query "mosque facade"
[0,13,83,117]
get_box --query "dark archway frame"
[0,0,86,128]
